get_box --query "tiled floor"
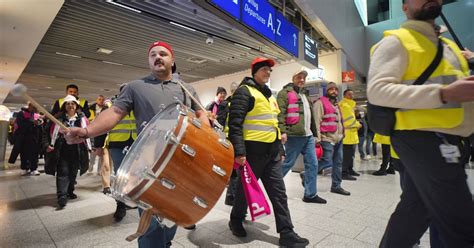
[1,155,473,247]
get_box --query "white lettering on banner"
[305,50,316,59]
[248,0,258,10]
[244,165,251,184]
[233,0,238,4]
[251,202,265,216]
[244,4,266,25]
[276,19,281,35]
[267,13,274,32]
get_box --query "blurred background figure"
[206,86,227,120]
[8,102,43,176]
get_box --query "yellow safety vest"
[373,133,390,145]
[340,98,361,145]
[242,85,281,143]
[108,111,137,142]
[378,28,469,131]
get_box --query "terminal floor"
[1,155,473,248]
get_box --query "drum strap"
[125,208,154,242]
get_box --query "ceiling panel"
[3,0,297,110]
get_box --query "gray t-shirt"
[113,74,202,134]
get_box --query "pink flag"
[234,161,271,221]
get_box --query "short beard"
[328,94,338,100]
[413,4,442,20]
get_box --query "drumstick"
[175,80,207,111]
[10,84,70,131]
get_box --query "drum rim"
[112,103,187,203]
[129,113,188,200]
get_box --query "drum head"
[112,103,184,201]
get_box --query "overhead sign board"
[298,32,318,69]
[274,12,298,57]
[208,0,299,57]
[210,0,241,20]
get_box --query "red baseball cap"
[148,41,174,56]
[251,57,275,71]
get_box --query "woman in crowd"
[43,95,91,208]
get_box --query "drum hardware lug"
[143,168,157,180]
[212,165,226,177]
[193,196,208,209]
[138,200,153,210]
[218,138,231,149]
[160,178,176,190]
[165,130,179,145]
[155,215,175,228]
[122,146,130,155]
[140,121,148,128]
[191,118,201,129]
[179,110,187,116]
[181,144,196,157]
[212,120,223,131]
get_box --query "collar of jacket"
[340,97,356,108]
[241,77,273,98]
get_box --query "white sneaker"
[366,155,372,160]
[30,170,40,176]
[21,170,30,176]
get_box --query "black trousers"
[380,144,391,170]
[225,169,239,200]
[380,130,474,248]
[230,142,294,233]
[342,144,356,174]
[56,157,79,198]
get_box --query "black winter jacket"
[228,77,284,157]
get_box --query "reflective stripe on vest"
[108,112,137,142]
[377,28,469,130]
[242,85,281,143]
[286,91,299,125]
[320,96,338,133]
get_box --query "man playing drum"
[65,41,209,248]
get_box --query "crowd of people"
[6,0,474,247]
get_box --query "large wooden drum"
[111,103,233,227]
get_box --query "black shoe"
[299,172,305,187]
[58,196,68,208]
[228,220,247,237]
[302,195,327,204]
[279,231,309,247]
[67,192,77,199]
[103,187,111,194]
[114,202,127,222]
[331,187,351,196]
[184,224,196,230]
[349,170,360,176]
[342,174,357,180]
[386,167,395,174]
[224,196,234,206]
[372,169,387,176]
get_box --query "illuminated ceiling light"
[55,52,81,58]
[234,43,251,50]
[169,21,196,32]
[102,61,123,66]
[97,48,114,55]
[106,0,142,13]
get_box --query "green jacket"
[276,83,317,137]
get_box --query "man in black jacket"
[228,57,309,247]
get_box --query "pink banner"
[234,161,271,221]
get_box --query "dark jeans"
[365,132,376,156]
[231,141,294,233]
[380,130,474,248]
[56,157,79,198]
[342,144,356,174]
[358,135,366,158]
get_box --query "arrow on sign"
[293,33,297,46]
